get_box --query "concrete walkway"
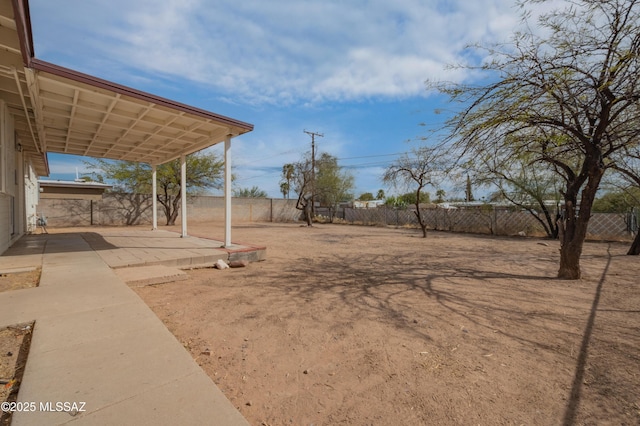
[63,228,266,269]
[0,232,250,425]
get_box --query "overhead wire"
[234,150,410,182]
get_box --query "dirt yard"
[0,268,40,293]
[0,269,39,425]
[134,223,639,425]
[0,323,34,426]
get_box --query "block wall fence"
[38,194,636,241]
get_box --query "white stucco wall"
[0,194,10,254]
[0,99,34,254]
[24,160,38,233]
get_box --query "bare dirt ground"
[0,270,39,425]
[134,222,639,425]
[0,269,40,293]
[0,323,34,426]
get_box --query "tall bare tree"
[435,0,640,278]
[383,147,442,238]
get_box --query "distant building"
[353,200,385,209]
[38,180,112,201]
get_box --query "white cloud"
[31,0,558,106]
[33,0,574,195]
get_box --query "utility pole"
[304,130,323,216]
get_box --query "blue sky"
[30,0,557,199]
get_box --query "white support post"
[224,134,232,247]
[151,164,158,230]
[180,154,188,238]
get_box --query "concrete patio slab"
[73,228,265,269]
[26,302,160,354]
[0,266,37,274]
[0,235,46,270]
[115,265,188,287]
[67,371,245,426]
[0,230,252,425]
[19,324,205,415]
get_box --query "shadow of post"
[562,245,612,426]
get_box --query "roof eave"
[31,59,254,134]
[11,0,34,66]
[11,0,254,134]
[38,180,113,189]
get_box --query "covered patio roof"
[0,0,253,176]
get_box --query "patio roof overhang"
[0,0,254,177]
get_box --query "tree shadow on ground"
[258,245,638,425]
[255,245,635,424]
[254,251,588,354]
[562,245,611,426]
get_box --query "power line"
[342,160,396,169]
[233,171,281,182]
[236,148,306,166]
[337,152,405,161]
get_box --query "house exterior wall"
[14,150,25,237]
[0,100,16,253]
[0,100,37,254]
[24,160,38,233]
[0,194,10,253]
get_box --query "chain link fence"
[37,194,639,242]
[343,205,637,240]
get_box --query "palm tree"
[281,163,295,199]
